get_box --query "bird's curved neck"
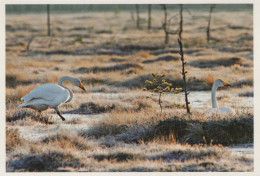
[211,83,218,108]
[57,76,74,102]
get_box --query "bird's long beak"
[79,82,86,91]
[223,81,231,86]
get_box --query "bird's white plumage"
[207,79,236,117]
[19,84,70,109]
[19,76,85,121]
[208,107,236,117]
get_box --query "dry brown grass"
[133,50,151,58]
[6,84,37,102]
[6,128,23,151]
[204,74,216,87]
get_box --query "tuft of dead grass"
[72,63,143,74]
[146,115,253,145]
[64,102,115,114]
[188,57,243,68]
[133,50,151,58]
[204,74,216,87]
[7,151,84,172]
[6,110,52,125]
[41,132,91,151]
[6,128,23,151]
[142,55,179,64]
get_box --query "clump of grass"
[6,110,30,122]
[72,63,142,74]
[142,54,179,64]
[80,123,129,138]
[93,152,138,162]
[6,110,52,124]
[150,116,193,143]
[7,151,84,171]
[110,57,126,62]
[6,128,23,151]
[6,75,17,88]
[41,132,91,151]
[189,57,242,68]
[239,91,253,97]
[79,109,158,139]
[64,102,115,114]
[201,116,253,145]
[133,51,151,58]
[145,115,253,145]
[232,78,253,87]
[204,74,216,87]
[6,74,46,88]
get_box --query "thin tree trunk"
[207,5,215,43]
[47,5,51,36]
[135,5,140,29]
[148,4,152,30]
[179,4,183,40]
[178,38,191,114]
[161,5,169,44]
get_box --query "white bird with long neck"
[208,79,236,116]
[19,76,86,121]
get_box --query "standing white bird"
[208,79,236,116]
[19,76,86,121]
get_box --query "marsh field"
[5,5,253,172]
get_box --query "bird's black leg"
[57,111,65,121]
[55,107,65,121]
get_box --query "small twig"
[185,8,193,17]
[159,93,162,114]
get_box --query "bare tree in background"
[178,38,191,114]
[47,5,51,36]
[161,5,169,44]
[161,5,179,45]
[135,5,140,29]
[148,4,152,30]
[179,4,183,40]
[207,5,216,43]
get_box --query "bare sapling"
[178,39,191,114]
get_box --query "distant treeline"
[6,4,252,14]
